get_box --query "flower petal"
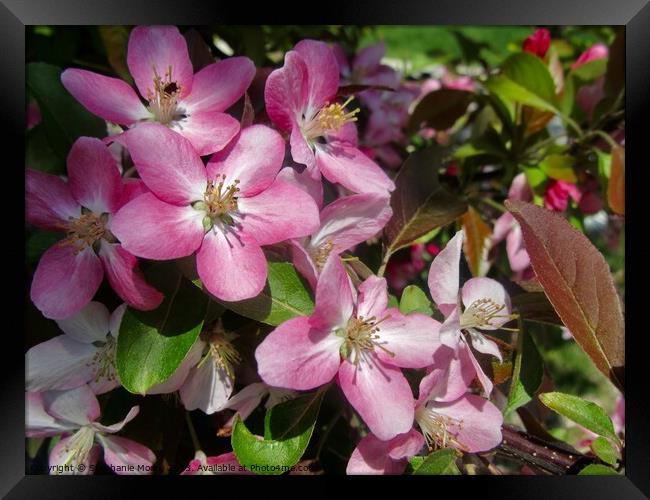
[56,301,110,343]
[196,227,267,301]
[98,241,164,311]
[146,339,205,395]
[171,109,240,156]
[255,316,342,391]
[290,124,317,171]
[221,382,269,421]
[418,345,475,404]
[67,137,123,214]
[49,434,101,474]
[311,254,354,331]
[294,39,339,112]
[387,428,426,460]
[337,355,415,441]
[427,230,463,316]
[92,406,140,434]
[439,305,462,348]
[356,275,388,320]
[237,180,320,246]
[376,309,442,369]
[461,339,493,396]
[61,68,151,124]
[179,359,234,414]
[289,239,319,290]
[310,193,392,253]
[42,385,100,426]
[115,122,207,205]
[461,277,512,330]
[26,392,77,437]
[26,169,80,231]
[468,329,503,362]
[346,433,408,475]
[98,434,156,474]
[206,124,285,197]
[315,142,395,195]
[111,192,205,260]
[277,165,324,208]
[182,57,255,112]
[30,244,104,320]
[264,50,308,131]
[127,25,193,100]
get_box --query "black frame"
[4,0,648,497]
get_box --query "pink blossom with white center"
[427,230,517,396]
[332,42,401,90]
[110,122,320,302]
[290,193,393,289]
[26,302,126,395]
[62,25,255,156]
[255,254,442,441]
[492,173,532,276]
[27,137,163,320]
[26,385,156,475]
[264,39,395,196]
[181,450,251,475]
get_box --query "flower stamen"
[302,97,361,140]
[147,65,184,125]
[58,212,106,253]
[199,321,241,379]
[459,298,517,329]
[415,405,465,452]
[339,314,394,364]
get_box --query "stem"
[185,411,201,452]
[478,197,508,214]
[582,130,618,150]
[377,251,390,278]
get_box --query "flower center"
[338,314,394,364]
[147,65,185,125]
[309,240,334,271]
[459,298,513,329]
[87,336,117,385]
[415,405,464,451]
[301,97,361,141]
[194,175,241,231]
[59,211,107,253]
[59,426,96,471]
[199,321,241,379]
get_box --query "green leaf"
[590,436,620,466]
[578,464,619,475]
[539,154,577,183]
[388,294,400,309]
[502,52,557,104]
[116,262,208,394]
[212,261,314,326]
[505,325,543,415]
[399,285,433,315]
[232,390,324,475]
[538,392,619,444]
[383,146,467,258]
[412,448,461,475]
[26,124,64,174]
[26,63,106,161]
[571,58,608,82]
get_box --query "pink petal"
[289,239,319,290]
[467,329,502,362]
[56,301,110,343]
[491,212,515,244]
[30,244,103,320]
[49,435,101,474]
[221,382,269,421]
[255,316,342,390]
[294,40,339,111]
[67,137,123,214]
[110,192,205,260]
[127,25,193,100]
[461,339,493,396]
[207,124,285,197]
[26,169,80,231]
[92,406,140,434]
[353,42,385,73]
[26,392,78,437]
[237,180,320,246]
[182,57,255,112]
[61,68,151,124]
[433,394,503,452]
[315,142,395,195]
[572,43,609,69]
[332,43,351,77]
[26,336,97,392]
[196,228,267,301]
[376,309,442,369]
[118,178,150,209]
[172,109,239,156]
[508,172,532,201]
[311,254,354,331]
[427,230,463,317]
[98,241,164,310]
[337,355,415,441]
[325,120,358,146]
[277,166,324,208]
[264,50,308,131]
[387,428,426,460]
[179,359,234,414]
[310,193,392,253]
[356,275,388,320]
[439,305,462,348]
[290,124,317,171]
[418,345,475,404]
[42,385,100,426]
[461,277,512,330]
[115,122,207,205]
[98,435,156,474]
[346,432,408,475]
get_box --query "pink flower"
[26,302,125,395]
[427,230,516,396]
[62,25,255,156]
[181,450,251,475]
[492,174,532,275]
[332,42,401,89]
[362,84,419,146]
[572,43,609,119]
[347,429,425,475]
[572,43,609,70]
[110,123,320,301]
[264,39,395,195]
[27,137,163,319]
[256,255,442,440]
[523,28,551,58]
[290,193,393,288]
[26,385,156,475]
[544,179,581,212]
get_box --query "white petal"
[56,301,110,343]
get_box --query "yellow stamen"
[302,96,361,140]
[415,405,465,452]
[310,240,334,271]
[147,65,183,125]
[340,314,394,364]
[459,298,517,329]
[202,175,240,223]
[199,320,241,379]
[58,212,106,253]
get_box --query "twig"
[185,411,201,452]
